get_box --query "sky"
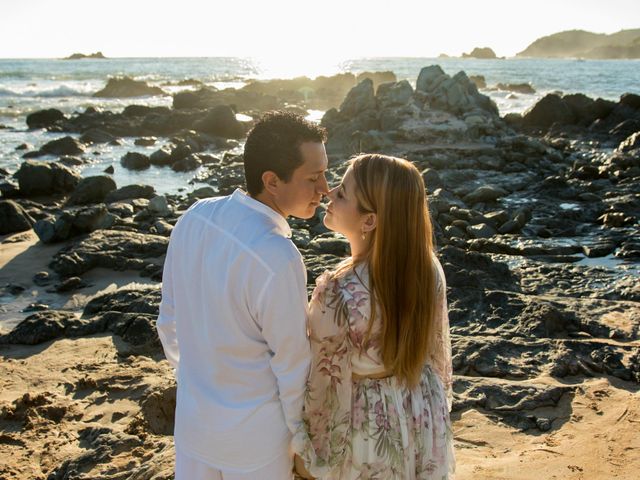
[1,0,639,60]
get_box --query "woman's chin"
[322,216,336,232]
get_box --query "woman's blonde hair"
[337,153,437,388]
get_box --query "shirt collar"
[231,189,292,238]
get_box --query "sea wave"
[0,84,93,98]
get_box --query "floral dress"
[293,257,455,480]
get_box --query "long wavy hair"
[336,154,437,388]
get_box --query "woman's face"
[323,168,367,239]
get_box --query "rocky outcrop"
[0,200,34,234]
[26,109,66,129]
[50,230,168,277]
[193,105,244,138]
[93,77,166,98]
[105,184,156,203]
[462,47,497,59]
[520,92,638,134]
[34,205,113,243]
[24,136,86,158]
[66,176,117,205]
[13,160,81,196]
[321,65,503,153]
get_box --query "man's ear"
[362,212,377,233]
[261,171,280,196]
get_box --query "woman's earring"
[361,231,366,241]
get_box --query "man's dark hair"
[243,111,327,196]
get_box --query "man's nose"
[318,175,330,195]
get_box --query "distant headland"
[517,29,640,59]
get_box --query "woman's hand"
[294,454,315,479]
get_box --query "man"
[157,111,329,479]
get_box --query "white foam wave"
[0,84,92,98]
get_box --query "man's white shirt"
[157,189,311,472]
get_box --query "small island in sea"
[63,51,107,60]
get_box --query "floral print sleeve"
[292,270,353,478]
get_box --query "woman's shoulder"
[311,261,369,302]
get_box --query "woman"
[293,154,455,479]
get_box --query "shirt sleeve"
[427,256,453,411]
[257,254,311,436]
[156,235,180,370]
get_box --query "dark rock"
[194,105,244,139]
[171,153,202,172]
[339,79,376,118]
[496,83,536,94]
[79,128,117,144]
[149,147,173,166]
[23,303,50,313]
[120,151,150,170]
[463,185,508,204]
[66,175,117,205]
[55,277,86,293]
[416,66,498,115]
[376,80,413,108]
[93,76,166,98]
[50,230,168,277]
[103,165,114,174]
[620,93,640,110]
[36,136,85,157]
[34,205,111,243]
[26,109,65,129]
[83,285,160,317]
[134,136,157,146]
[105,184,156,203]
[0,200,34,234]
[522,94,574,128]
[0,311,81,345]
[33,271,51,286]
[58,155,86,167]
[14,160,81,195]
[466,223,497,239]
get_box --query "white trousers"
[175,447,293,480]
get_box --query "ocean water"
[0,56,639,194]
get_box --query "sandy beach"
[1,231,639,479]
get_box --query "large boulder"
[93,77,166,98]
[338,78,376,118]
[376,80,413,109]
[14,160,81,195]
[26,109,65,129]
[521,94,574,128]
[34,205,111,243]
[50,229,168,277]
[66,175,117,205]
[34,136,85,157]
[121,152,151,170]
[193,105,244,139]
[105,184,156,203]
[0,200,34,234]
[416,66,498,116]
